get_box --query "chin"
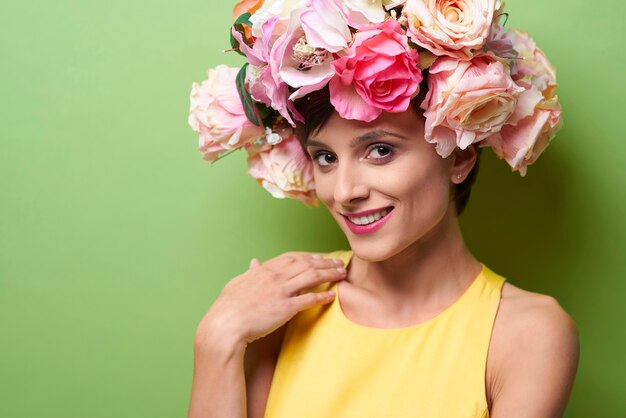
[345,236,405,263]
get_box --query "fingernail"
[312,254,323,260]
[337,267,346,274]
[333,259,343,265]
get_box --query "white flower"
[338,0,388,27]
[265,127,283,145]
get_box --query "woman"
[187,1,579,417]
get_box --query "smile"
[342,207,394,235]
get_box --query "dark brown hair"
[294,84,482,217]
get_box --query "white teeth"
[347,208,391,225]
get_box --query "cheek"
[312,170,334,204]
[386,160,451,212]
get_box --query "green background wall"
[1,1,623,416]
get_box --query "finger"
[261,252,308,271]
[285,267,347,296]
[288,290,337,313]
[273,256,345,279]
[263,253,343,278]
[249,258,261,269]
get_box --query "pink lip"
[342,207,394,235]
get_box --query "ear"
[450,144,478,184]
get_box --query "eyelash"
[311,143,394,168]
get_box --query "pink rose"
[188,65,264,162]
[247,133,318,207]
[421,54,523,157]
[329,18,422,122]
[403,0,497,60]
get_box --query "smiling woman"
[187,1,579,418]
[296,85,484,218]
[295,88,479,262]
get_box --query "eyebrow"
[306,129,407,149]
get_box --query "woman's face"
[305,108,463,261]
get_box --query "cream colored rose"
[403,0,498,59]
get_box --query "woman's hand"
[195,252,347,349]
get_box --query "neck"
[347,207,482,314]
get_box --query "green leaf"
[234,12,252,27]
[230,12,253,57]
[256,103,276,128]
[236,63,261,127]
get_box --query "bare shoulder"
[487,281,580,417]
[495,282,579,336]
[495,282,579,347]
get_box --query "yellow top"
[264,250,507,418]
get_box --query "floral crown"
[189,0,563,207]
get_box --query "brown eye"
[313,152,336,167]
[367,144,392,159]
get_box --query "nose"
[333,159,369,205]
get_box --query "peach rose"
[507,29,557,94]
[188,65,264,162]
[484,2,517,60]
[403,0,497,60]
[484,29,563,176]
[247,133,318,207]
[485,97,562,176]
[421,54,523,157]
